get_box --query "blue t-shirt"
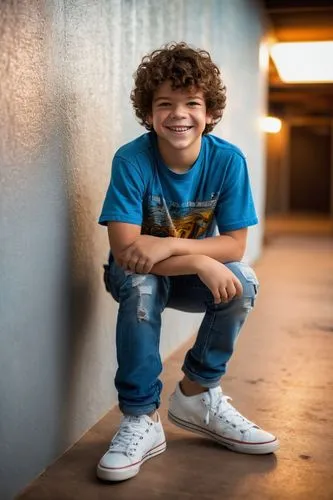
[98,132,258,238]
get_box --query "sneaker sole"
[168,411,279,455]
[96,440,167,482]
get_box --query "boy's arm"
[168,229,247,262]
[108,222,247,273]
[108,222,244,304]
[107,222,141,258]
[108,221,205,274]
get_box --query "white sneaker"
[168,384,279,454]
[97,413,166,481]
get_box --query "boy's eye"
[188,101,201,107]
[158,102,171,107]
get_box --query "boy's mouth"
[165,126,193,132]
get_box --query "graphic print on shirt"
[141,194,218,238]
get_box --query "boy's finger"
[226,282,236,300]
[235,279,243,296]
[219,287,228,302]
[212,288,221,304]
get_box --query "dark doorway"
[289,125,331,214]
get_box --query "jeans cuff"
[119,402,158,416]
[181,363,222,389]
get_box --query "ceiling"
[262,0,333,117]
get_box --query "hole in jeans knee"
[243,297,254,311]
[129,274,164,322]
[137,287,153,321]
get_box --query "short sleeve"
[98,155,145,226]
[215,153,258,233]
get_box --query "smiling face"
[148,81,212,169]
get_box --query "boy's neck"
[157,136,202,173]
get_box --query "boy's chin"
[160,139,197,150]
[158,132,201,144]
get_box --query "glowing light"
[260,116,282,134]
[270,42,333,83]
[259,42,270,72]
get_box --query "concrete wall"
[0,1,268,498]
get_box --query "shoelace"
[204,389,256,432]
[109,416,152,456]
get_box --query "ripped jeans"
[104,254,259,416]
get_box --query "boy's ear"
[146,114,153,126]
[206,113,213,124]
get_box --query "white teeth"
[168,127,191,132]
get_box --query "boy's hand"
[196,256,243,304]
[117,235,174,274]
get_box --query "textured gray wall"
[0,1,267,498]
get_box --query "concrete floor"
[17,232,333,500]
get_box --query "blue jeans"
[103,254,259,416]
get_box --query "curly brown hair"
[131,42,226,134]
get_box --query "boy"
[97,42,279,482]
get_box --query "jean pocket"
[103,264,112,293]
[103,262,124,302]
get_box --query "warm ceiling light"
[260,116,282,134]
[270,41,333,83]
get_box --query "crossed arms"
[107,222,248,304]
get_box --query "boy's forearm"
[150,254,206,276]
[167,234,246,263]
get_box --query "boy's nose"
[170,105,186,118]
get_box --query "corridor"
[17,231,333,500]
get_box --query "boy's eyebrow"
[154,95,204,102]
[153,97,171,102]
